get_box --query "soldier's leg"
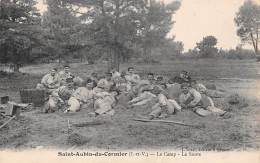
[128,94,146,105]
[132,98,152,106]
[48,96,59,112]
[149,103,162,119]
[168,99,182,111]
[193,106,212,117]
[95,98,113,115]
[67,97,81,112]
[207,106,226,116]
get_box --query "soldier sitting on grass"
[59,65,73,86]
[125,67,141,93]
[88,79,117,117]
[44,77,75,113]
[36,68,60,94]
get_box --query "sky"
[36,0,259,51]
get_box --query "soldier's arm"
[188,89,202,107]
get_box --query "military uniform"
[92,80,116,115]
[66,87,95,112]
[45,85,75,112]
[36,73,60,93]
[179,88,226,116]
[59,71,73,86]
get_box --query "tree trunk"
[13,64,20,72]
[250,32,260,61]
[110,47,120,71]
[143,45,151,62]
[256,30,260,62]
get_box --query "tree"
[235,0,260,60]
[138,0,181,61]
[68,0,148,70]
[42,0,84,63]
[0,0,41,71]
[69,0,181,70]
[195,35,218,58]
[160,40,184,57]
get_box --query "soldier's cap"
[66,77,74,83]
[64,64,70,68]
[181,70,189,75]
[86,78,93,84]
[51,68,58,72]
[157,76,163,80]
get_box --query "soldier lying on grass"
[64,78,95,113]
[179,82,230,117]
[148,85,181,120]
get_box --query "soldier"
[98,72,115,92]
[36,68,60,94]
[190,80,225,98]
[59,65,73,86]
[90,79,117,117]
[125,67,141,90]
[148,86,182,119]
[179,83,228,117]
[110,68,121,79]
[44,77,75,113]
[90,72,98,87]
[173,70,192,84]
[65,79,95,113]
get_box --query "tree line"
[0,0,182,71]
[0,0,260,72]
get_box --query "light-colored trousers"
[45,95,65,112]
[194,106,226,116]
[129,92,155,106]
[67,97,81,112]
[149,94,181,117]
[94,95,115,115]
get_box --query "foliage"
[138,0,181,61]
[0,0,41,71]
[67,0,181,70]
[195,35,218,58]
[42,0,84,62]
[235,0,260,58]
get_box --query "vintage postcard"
[0,0,259,162]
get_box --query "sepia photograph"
[0,0,260,162]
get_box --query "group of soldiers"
[36,65,230,119]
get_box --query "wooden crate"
[5,102,20,117]
[0,96,9,104]
[20,89,45,107]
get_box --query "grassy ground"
[0,59,260,151]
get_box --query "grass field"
[0,59,260,151]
